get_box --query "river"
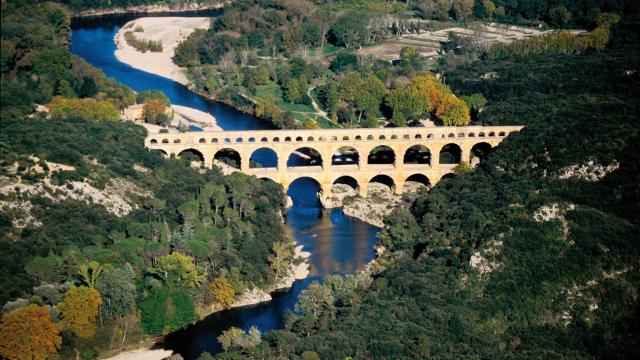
[71,12,381,359]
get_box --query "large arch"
[287,177,322,210]
[331,146,359,166]
[403,174,431,193]
[470,142,492,165]
[332,175,359,193]
[250,147,278,168]
[214,148,241,169]
[287,147,323,167]
[177,148,204,165]
[439,144,462,164]
[403,145,431,165]
[367,145,396,165]
[368,174,395,195]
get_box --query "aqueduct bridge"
[145,125,523,197]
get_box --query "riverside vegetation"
[0,3,295,359]
[1,0,639,359]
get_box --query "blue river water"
[71,13,380,358]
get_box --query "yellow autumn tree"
[57,285,102,338]
[0,305,61,360]
[440,96,471,126]
[143,98,168,124]
[47,96,120,122]
[209,278,235,309]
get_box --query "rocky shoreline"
[74,2,224,18]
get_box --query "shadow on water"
[71,14,381,359]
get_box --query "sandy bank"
[172,105,221,131]
[114,17,210,85]
[102,348,172,360]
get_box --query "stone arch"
[212,138,219,143]
[470,142,493,165]
[199,138,206,144]
[287,177,323,206]
[261,137,268,142]
[440,173,456,181]
[479,132,485,137]
[415,134,422,139]
[307,136,315,141]
[458,132,465,137]
[499,131,506,136]
[439,144,462,164]
[404,145,431,165]
[333,175,359,193]
[285,136,292,142]
[273,137,280,142]
[248,137,256,143]
[403,174,431,192]
[448,133,455,138]
[224,138,231,143]
[214,148,241,169]
[152,149,168,157]
[236,137,244,143]
[367,135,374,140]
[342,136,349,140]
[331,136,338,141]
[150,139,158,144]
[368,174,395,194]
[296,136,303,142]
[287,147,323,167]
[177,148,204,164]
[367,145,395,165]
[355,135,362,141]
[162,139,169,144]
[468,132,476,137]
[319,136,326,141]
[427,134,434,139]
[488,132,495,137]
[379,135,386,140]
[173,139,181,143]
[391,134,398,140]
[250,147,278,169]
[332,146,359,166]
[403,134,410,140]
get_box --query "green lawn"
[307,44,344,57]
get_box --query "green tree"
[96,265,136,319]
[78,261,103,289]
[147,252,203,291]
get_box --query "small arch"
[415,134,422,139]
[273,137,280,142]
[470,142,493,165]
[458,133,465,138]
[224,138,231,143]
[478,132,485,137]
[319,136,326,141]
[367,135,374,140]
[331,136,338,141]
[391,135,398,140]
[178,148,204,165]
[162,139,169,144]
[468,133,475,137]
[236,137,244,143]
[440,173,456,181]
[296,136,303,142]
[439,144,462,164]
[173,139,181,144]
[285,136,292,142]
[150,139,158,144]
[333,175,359,193]
[404,174,431,192]
[448,133,455,138]
[427,134,434,139]
[214,148,241,169]
[355,135,362,141]
[499,131,506,136]
[212,138,219,143]
[404,145,431,165]
[199,138,206,144]
[368,175,395,195]
[307,136,315,141]
[248,137,256,143]
[379,135,386,140]
[342,136,349,140]
[332,146,359,166]
[287,147,323,167]
[367,145,395,165]
[488,132,495,137]
[403,134,410,140]
[261,137,268,142]
[250,147,278,169]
